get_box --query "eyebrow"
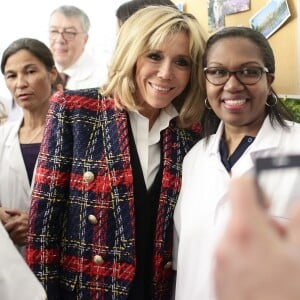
[207,61,263,67]
[5,63,39,74]
[49,26,78,31]
[148,49,190,57]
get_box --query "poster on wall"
[250,0,291,38]
[223,0,250,15]
[208,0,250,32]
[208,0,225,32]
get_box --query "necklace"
[20,126,44,144]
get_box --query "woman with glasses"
[173,26,300,299]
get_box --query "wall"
[178,0,299,96]
[0,0,127,101]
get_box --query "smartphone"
[255,154,300,219]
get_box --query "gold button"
[83,171,94,183]
[164,261,172,269]
[93,255,104,266]
[88,214,98,225]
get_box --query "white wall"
[0,0,127,100]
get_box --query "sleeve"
[26,91,73,296]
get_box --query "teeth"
[224,99,246,105]
[152,83,171,92]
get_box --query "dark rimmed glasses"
[203,66,269,86]
[49,30,85,41]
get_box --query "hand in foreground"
[4,209,28,246]
[214,176,300,300]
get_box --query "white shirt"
[173,116,300,300]
[57,50,107,90]
[128,104,178,190]
[0,221,46,300]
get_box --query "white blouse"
[128,105,178,190]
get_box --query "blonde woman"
[27,6,206,300]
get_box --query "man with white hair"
[49,5,107,89]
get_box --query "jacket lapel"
[99,101,135,248]
[6,120,31,195]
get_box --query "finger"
[4,220,18,232]
[226,177,264,233]
[4,217,27,232]
[5,209,22,216]
[213,229,243,300]
[9,230,27,246]
[0,212,11,224]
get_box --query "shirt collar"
[128,104,178,145]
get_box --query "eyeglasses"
[203,66,269,86]
[49,30,85,41]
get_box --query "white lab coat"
[57,50,107,90]
[0,221,46,300]
[0,119,32,256]
[173,116,300,300]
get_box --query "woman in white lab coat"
[173,26,300,299]
[0,38,58,256]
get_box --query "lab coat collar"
[205,116,287,177]
[5,118,31,192]
[5,118,23,146]
[207,115,283,156]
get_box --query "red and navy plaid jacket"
[26,88,201,299]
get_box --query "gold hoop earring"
[205,98,212,110]
[266,93,278,107]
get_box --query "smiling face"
[134,32,191,121]
[4,49,56,112]
[205,37,274,135]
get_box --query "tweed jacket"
[26,88,201,300]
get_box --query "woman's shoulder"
[0,120,19,135]
[51,88,99,103]
[64,88,100,98]
[283,120,300,135]
[50,88,115,112]
[184,136,212,161]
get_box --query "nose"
[15,74,28,88]
[157,61,173,80]
[223,73,244,91]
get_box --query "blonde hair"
[102,5,207,127]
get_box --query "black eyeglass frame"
[49,30,86,41]
[203,66,270,86]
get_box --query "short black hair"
[116,0,177,25]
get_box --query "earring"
[265,92,278,107]
[205,98,212,110]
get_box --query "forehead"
[150,32,190,54]
[49,12,83,31]
[5,49,43,71]
[207,37,263,64]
